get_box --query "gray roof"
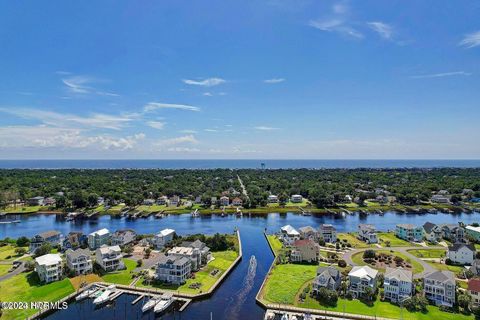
[158,254,190,266]
[66,248,91,259]
[397,224,419,230]
[385,267,413,282]
[423,222,438,233]
[359,224,376,231]
[38,230,61,239]
[317,266,340,278]
[299,226,316,233]
[182,239,208,250]
[319,224,336,231]
[424,270,455,284]
[448,243,475,252]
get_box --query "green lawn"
[102,258,137,285]
[136,204,167,212]
[3,205,41,214]
[377,232,413,247]
[426,261,465,274]
[138,249,239,294]
[351,250,423,274]
[407,249,446,259]
[0,264,11,276]
[0,245,27,261]
[285,199,310,207]
[262,264,317,304]
[267,235,283,256]
[0,272,74,320]
[299,294,473,320]
[337,233,372,248]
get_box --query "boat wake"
[225,255,257,320]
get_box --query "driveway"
[0,261,25,282]
[342,246,443,279]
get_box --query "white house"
[268,195,279,203]
[423,222,442,243]
[447,243,476,265]
[383,267,414,303]
[155,254,191,285]
[319,224,337,243]
[65,248,92,275]
[111,229,136,246]
[312,266,341,293]
[358,224,378,244]
[219,196,230,206]
[348,266,378,298]
[280,225,300,245]
[95,245,123,272]
[153,228,176,249]
[291,194,303,203]
[35,253,63,283]
[88,228,111,250]
[431,194,450,204]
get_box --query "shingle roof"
[349,265,378,279]
[468,279,480,292]
[448,243,475,252]
[38,230,61,239]
[423,222,438,233]
[385,267,413,282]
[158,254,190,266]
[424,270,455,283]
[66,248,91,259]
[298,226,316,233]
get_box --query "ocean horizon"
[0,159,479,169]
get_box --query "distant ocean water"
[0,159,479,169]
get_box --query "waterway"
[2,211,478,320]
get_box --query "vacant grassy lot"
[3,205,41,214]
[285,199,310,207]
[338,233,372,248]
[261,264,317,304]
[426,261,465,274]
[351,250,423,274]
[0,264,11,276]
[0,272,74,320]
[0,245,27,261]
[69,273,103,290]
[407,249,446,259]
[267,235,283,256]
[377,232,412,247]
[136,204,167,212]
[101,258,137,285]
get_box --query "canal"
[1,211,478,319]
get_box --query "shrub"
[338,259,347,268]
[363,250,376,259]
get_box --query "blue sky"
[0,0,479,159]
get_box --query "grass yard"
[0,272,74,320]
[0,264,11,276]
[267,235,283,256]
[407,249,446,259]
[69,273,103,290]
[3,205,41,214]
[377,232,412,247]
[351,250,423,274]
[0,245,27,261]
[137,204,167,212]
[426,261,465,274]
[106,203,126,213]
[299,294,473,320]
[261,263,317,304]
[285,199,310,207]
[337,233,372,248]
[101,258,137,285]
[138,249,239,294]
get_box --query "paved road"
[342,245,444,279]
[237,175,250,202]
[0,261,25,282]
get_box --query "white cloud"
[410,71,472,79]
[167,147,200,153]
[203,92,213,96]
[204,129,218,132]
[144,102,200,112]
[264,78,285,84]
[154,135,198,147]
[459,31,480,48]
[0,107,134,130]
[254,126,280,131]
[147,121,166,130]
[179,129,197,134]
[62,75,119,96]
[309,18,363,39]
[367,21,393,39]
[182,78,226,87]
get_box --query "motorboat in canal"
[154,292,173,313]
[93,285,116,305]
[141,296,160,313]
[191,209,199,217]
[75,287,98,301]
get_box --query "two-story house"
[65,248,92,275]
[358,224,378,244]
[441,224,465,243]
[447,243,476,265]
[298,226,318,241]
[111,229,136,246]
[88,228,111,250]
[35,253,63,283]
[312,266,341,294]
[319,224,337,243]
[348,266,378,299]
[423,270,456,307]
[95,245,123,272]
[280,225,300,245]
[155,254,191,285]
[152,228,176,249]
[395,224,423,242]
[29,230,63,253]
[383,267,414,303]
[423,222,442,243]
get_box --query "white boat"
[291,316,297,320]
[280,314,289,320]
[76,287,98,301]
[154,293,173,313]
[93,285,116,305]
[141,296,160,313]
[191,209,199,217]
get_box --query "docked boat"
[93,285,116,305]
[141,296,160,313]
[154,292,173,313]
[75,287,98,301]
[191,209,199,217]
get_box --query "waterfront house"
[194,196,202,204]
[447,243,476,265]
[143,199,155,206]
[156,196,168,205]
[383,267,413,303]
[211,197,217,205]
[152,228,176,249]
[357,224,378,244]
[395,224,423,242]
[95,245,123,272]
[298,226,318,241]
[169,195,180,207]
[468,278,480,308]
[345,195,353,202]
[319,224,337,243]
[290,239,320,263]
[441,224,465,243]
[35,253,63,283]
[30,230,63,253]
[423,222,442,243]
[44,197,56,206]
[468,259,480,276]
[268,195,279,203]
[219,196,230,206]
[97,197,105,205]
[88,228,111,250]
[232,197,243,206]
[291,194,303,203]
[111,229,136,246]
[466,225,480,242]
[280,225,300,245]
[181,239,212,265]
[312,266,341,294]
[423,270,455,307]
[27,196,44,206]
[348,266,378,299]
[65,248,92,275]
[62,232,86,250]
[168,246,201,271]
[431,194,450,204]
[155,254,191,285]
